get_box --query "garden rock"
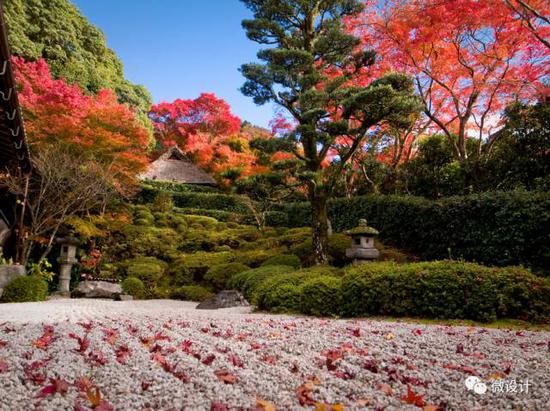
[196,290,249,309]
[0,265,25,297]
[73,280,122,299]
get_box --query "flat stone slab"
[73,280,122,299]
[196,290,249,310]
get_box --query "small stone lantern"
[56,236,80,296]
[345,219,380,264]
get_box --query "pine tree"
[240,0,420,263]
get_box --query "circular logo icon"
[465,376,487,395]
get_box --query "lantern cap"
[345,219,379,236]
[55,236,80,246]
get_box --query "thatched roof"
[0,5,31,175]
[140,146,217,186]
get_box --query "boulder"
[0,264,26,298]
[196,290,250,310]
[73,280,122,299]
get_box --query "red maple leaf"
[0,359,8,373]
[214,369,237,384]
[202,354,216,366]
[296,382,316,406]
[36,377,70,398]
[69,332,90,354]
[401,385,425,407]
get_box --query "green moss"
[1,275,48,303]
[227,265,296,301]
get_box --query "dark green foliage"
[205,263,250,291]
[282,191,550,274]
[126,257,167,287]
[484,101,550,191]
[172,192,251,214]
[232,249,280,267]
[121,277,146,299]
[177,252,235,281]
[5,0,153,131]
[300,276,342,316]
[261,254,301,269]
[341,261,550,322]
[170,285,214,302]
[255,266,340,310]
[121,225,180,259]
[1,275,48,302]
[226,265,296,301]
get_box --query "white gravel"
[0,299,548,410]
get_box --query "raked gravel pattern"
[0,299,548,410]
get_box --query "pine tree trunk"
[310,187,329,265]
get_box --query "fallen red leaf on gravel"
[214,369,237,384]
[228,354,245,368]
[297,382,315,406]
[36,377,69,398]
[32,325,55,350]
[210,402,229,411]
[202,354,216,365]
[69,332,90,354]
[401,384,425,407]
[256,399,276,411]
[377,382,393,396]
[0,340,7,348]
[0,359,8,373]
[115,344,131,364]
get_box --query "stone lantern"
[345,219,380,264]
[56,236,80,296]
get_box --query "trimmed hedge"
[282,191,550,273]
[341,261,550,322]
[300,276,342,316]
[254,266,341,311]
[1,275,48,303]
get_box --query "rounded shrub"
[167,262,193,286]
[121,277,146,299]
[262,283,302,313]
[178,251,235,281]
[205,263,250,291]
[233,249,279,267]
[227,265,296,301]
[126,257,167,287]
[170,285,214,302]
[261,254,301,269]
[256,266,341,310]
[1,275,48,303]
[300,276,342,317]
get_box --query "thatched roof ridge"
[139,146,217,186]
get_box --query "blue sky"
[72,0,276,128]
